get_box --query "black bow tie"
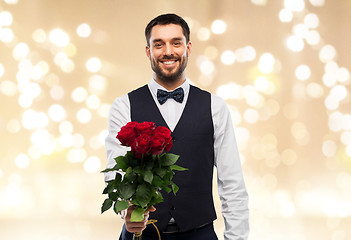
[157,88,184,105]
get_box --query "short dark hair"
[145,13,190,46]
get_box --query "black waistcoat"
[128,85,217,232]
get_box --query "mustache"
[160,55,180,61]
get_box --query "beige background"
[0,0,351,239]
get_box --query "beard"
[150,54,188,83]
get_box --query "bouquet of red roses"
[101,121,187,223]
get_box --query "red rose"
[131,134,151,159]
[117,122,138,146]
[150,134,166,155]
[135,122,156,135]
[155,126,173,151]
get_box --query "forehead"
[149,24,185,42]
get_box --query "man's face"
[146,24,192,83]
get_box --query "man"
[104,13,249,240]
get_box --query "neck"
[153,74,186,91]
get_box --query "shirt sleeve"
[104,94,131,182]
[211,94,250,240]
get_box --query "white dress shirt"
[105,78,249,240]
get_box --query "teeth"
[163,61,175,65]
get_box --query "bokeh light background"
[1,0,351,239]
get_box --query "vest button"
[171,206,176,211]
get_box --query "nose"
[164,43,174,56]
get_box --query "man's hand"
[124,205,156,233]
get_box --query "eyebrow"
[151,37,184,43]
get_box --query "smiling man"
[104,13,249,240]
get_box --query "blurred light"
[97,103,110,118]
[291,121,309,144]
[244,109,259,124]
[293,24,309,39]
[50,85,65,100]
[0,27,14,42]
[73,133,85,148]
[279,8,293,23]
[325,96,339,110]
[204,46,218,60]
[347,146,351,157]
[76,108,92,123]
[72,87,88,102]
[7,119,21,133]
[328,111,343,132]
[0,80,17,96]
[295,65,311,81]
[323,72,337,88]
[342,114,351,130]
[59,121,74,134]
[30,129,55,155]
[221,50,236,65]
[0,11,13,26]
[216,82,242,100]
[281,149,297,165]
[330,85,348,102]
[235,46,256,62]
[59,133,74,148]
[341,131,351,146]
[0,63,4,77]
[64,43,77,58]
[197,27,210,41]
[66,148,87,163]
[4,0,18,4]
[86,95,100,109]
[284,0,305,12]
[211,19,227,34]
[32,28,47,43]
[84,156,101,173]
[304,13,319,29]
[200,59,215,75]
[60,58,75,73]
[306,82,324,98]
[76,23,91,38]
[309,0,325,7]
[86,57,102,72]
[322,140,337,157]
[48,104,66,122]
[89,75,107,94]
[15,154,30,169]
[306,30,321,45]
[325,61,338,73]
[251,0,267,6]
[336,67,350,83]
[243,85,264,107]
[258,53,275,74]
[54,52,69,65]
[49,28,70,47]
[13,42,30,61]
[254,76,269,92]
[286,35,304,52]
[319,45,336,63]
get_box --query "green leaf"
[160,153,179,167]
[114,200,129,213]
[170,164,188,171]
[101,198,113,214]
[145,161,154,170]
[130,207,145,222]
[152,175,163,187]
[136,183,153,207]
[115,156,129,171]
[143,170,153,184]
[108,191,118,201]
[118,182,136,199]
[155,167,167,178]
[170,181,179,194]
[100,165,119,173]
[162,185,172,193]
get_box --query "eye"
[154,42,163,48]
[173,41,181,46]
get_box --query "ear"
[186,41,192,57]
[145,45,151,59]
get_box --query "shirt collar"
[148,77,190,98]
